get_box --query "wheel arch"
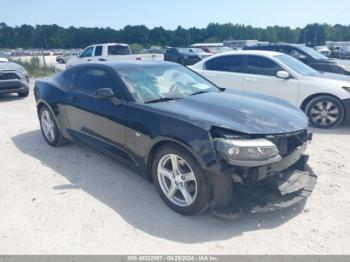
[37,100,63,131]
[145,137,207,183]
[300,93,344,111]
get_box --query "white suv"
[191,50,350,128]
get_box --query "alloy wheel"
[157,154,197,207]
[41,110,56,142]
[309,101,340,127]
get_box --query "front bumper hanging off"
[211,157,317,220]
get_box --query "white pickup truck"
[66,43,164,68]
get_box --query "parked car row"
[164,47,203,65]
[1,48,82,57]
[66,43,164,68]
[56,51,80,64]
[314,46,332,57]
[331,46,350,59]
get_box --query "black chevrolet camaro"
[34,61,317,219]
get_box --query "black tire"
[39,105,69,147]
[18,90,29,97]
[152,144,210,216]
[305,95,345,128]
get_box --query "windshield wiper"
[190,90,210,96]
[145,97,182,104]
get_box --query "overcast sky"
[1,0,348,29]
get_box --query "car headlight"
[343,87,350,93]
[215,138,281,167]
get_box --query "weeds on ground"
[15,56,57,77]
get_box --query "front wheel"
[305,95,345,128]
[152,145,210,216]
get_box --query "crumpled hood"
[146,90,308,135]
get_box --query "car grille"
[0,72,20,80]
[265,130,309,157]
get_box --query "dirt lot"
[0,81,350,255]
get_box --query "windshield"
[276,54,319,76]
[118,65,219,103]
[298,46,329,60]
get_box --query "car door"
[90,45,105,62]
[78,46,94,63]
[64,66,130,160]
[197,55,244,90]
[242,55,300,104]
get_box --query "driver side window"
[74,68,121,98]
[80,47,94,58]
[245,55,283,76]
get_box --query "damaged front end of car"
[208,127,317,220]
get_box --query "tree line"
[1,22,350,49]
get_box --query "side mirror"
[94,88,114,99]
[276,71,290,79]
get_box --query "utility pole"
[188,30,190,47]
[304,29,308,44]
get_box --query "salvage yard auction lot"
[0,80,349,254]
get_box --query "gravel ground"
[0,81,349,255]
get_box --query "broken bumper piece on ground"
[212,164,317,220]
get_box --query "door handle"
[87,59,91,62]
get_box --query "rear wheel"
[39,105,68,146]
[152,144,210,215]
[305,95,344,128]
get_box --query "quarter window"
[245,56,282,76]
[205,55,243,73]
